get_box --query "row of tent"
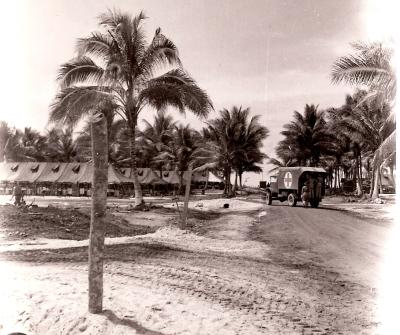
[0,162,224,185]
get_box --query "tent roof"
[120,168,167,184]
[36,163,69,183]
[208,172,223,183]
[57,163,88,183]
[0,162,18,182]
[161,170,181,184]
[0,162,48,183]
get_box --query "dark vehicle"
[265,167,327,207]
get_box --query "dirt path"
[0,198,392,334]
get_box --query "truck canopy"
[276,167,326,190]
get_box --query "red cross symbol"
[284,172,292,188]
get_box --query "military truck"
[265,167,327,207]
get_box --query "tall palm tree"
[204,107,243,195]
[230,108,269,190]
[204,106,268,195]
[331,41,396,197]
[280,104,336,167]
[51,9,213,206]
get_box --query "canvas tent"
[35,163,68,183]
[121,168,167,185]
[78,163,135,184]
[0,162,48,183]
[56,163,88,184]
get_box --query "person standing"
[301,175,310,207]
[11,182,23,206]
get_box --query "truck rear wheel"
[287,193,297,207]
[266,191,272,205]
[310,199,320,208]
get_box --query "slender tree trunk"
[233,171,238,194]
[239,172,243,194]
[223,168,229,195]
[371,165,381,198]
[128,124,143,207]
[182,163,193,227]
[88,115,108,314]
[204,170,209,192]
[356,155,363,196]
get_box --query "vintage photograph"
[0,0,397,334]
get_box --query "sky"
[0,0,397,185]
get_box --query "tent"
[10,162,48,183]
[36,163,69,183]
[0,162,48,183]
[77,163,135,184]
[121,168,167,185]
[161,170,181,185]
[208,172,223,183]
[0,162,19,182]
[56,163,88,184]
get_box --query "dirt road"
[1,199,391,334]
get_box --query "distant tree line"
[0,105,268,195]
[269,42,396,198]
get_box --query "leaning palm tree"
[331,41,396,197]
[53,9,212,206]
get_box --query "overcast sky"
[0,0,396,184]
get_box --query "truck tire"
[287,193,297,207]
[266,190,272,205]
[310,199,320,208]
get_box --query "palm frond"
[58,57,105,88]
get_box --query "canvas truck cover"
[276,167,326,190]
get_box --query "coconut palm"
[154,124,202,193]
[0,122,12,162]
[138,110,176,174]
[230,108,269,191]
[51,9,212,206]
[204,106,268,195]
[331,41,396,197]
[45,127,78,162]
[280,104,336,167]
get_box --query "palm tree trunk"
[128,124,143,207]
[88,115,108,314]
[233,171,238,194]
[182,163,193,227]
[204,170,209,192]
[371,165,380,198]
[356,155,363,196]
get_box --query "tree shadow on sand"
[102,309,167,335]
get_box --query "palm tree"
[138,110,176,174]
[331,41,396,197]
[154,124,202,193]
[0,122,12,162]
[45,127,78,162]
[53,9,212,206]
[280,104,336,167]
[230,109,269,191]
[268,156,294,174]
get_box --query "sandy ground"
[0,194,396,334]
